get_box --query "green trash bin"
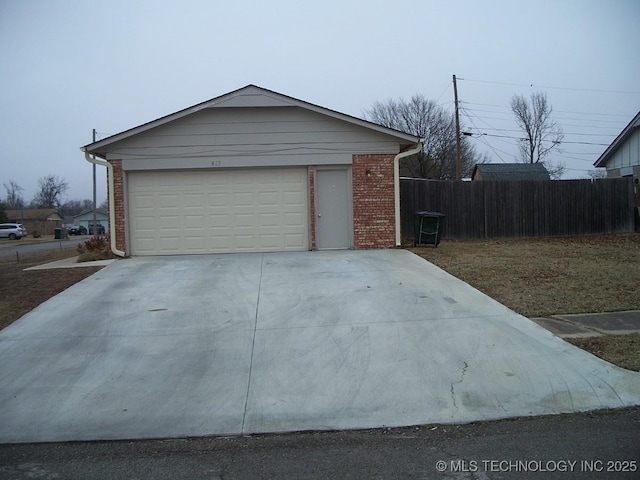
[54,227,62,239]
[414,211,445,247]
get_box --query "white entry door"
[316,168,351,249]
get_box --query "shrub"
[77,235,113,262]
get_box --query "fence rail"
[400,178,636,240]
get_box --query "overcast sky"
[1,0,639,204]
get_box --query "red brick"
[352,154,396,249]
[108,160,127,254]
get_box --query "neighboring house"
[594,110,640,198]
[82,85,421,256]
[471,163,551,181]
[73,209,109,233]
[5,209,63,236]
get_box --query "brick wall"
[352,154,396,248]
[109,160,127,254]
[308,166,317,250]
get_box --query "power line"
[475,133,610,146]
[461,107,511,162]
[555,153,601,162]
[434,82,452,104]
[462,105,627,128]
[459,78,640,95]
[462,101,633,118]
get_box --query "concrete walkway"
[1,250,639,443]
[23,256,116,270]
[531,311,640,338]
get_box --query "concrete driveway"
[1,250,639,443]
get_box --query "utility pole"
[453,74,462,181]
[92,128,97,237]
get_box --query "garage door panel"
[209,192,230,204]
[159,194,180,206]
[283,191,304,204]
[259,213,280,227]
[184,193,205,206]
[184,215,205,228]
[233,192,255,207]
[284,212,304,226]
[209,236,231,251]
[285,234,305,248]
[236,235,257,250]
[158,216,180,228]
[184,237,206,252]
[258,192,278,206]
[134,194,155,208]
[210,213,230,227]
[235,213,256,228]
[128,168,308,255]
[259,235,281,248]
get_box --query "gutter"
[393,140,424,247]
[82,150,127,257]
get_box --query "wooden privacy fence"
[400,177,636,240]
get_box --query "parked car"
[67,225,88,235]
[88,223,105,235]
[0,223,27,240]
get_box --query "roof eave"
[594,111,640,167]
[82,85,421,154]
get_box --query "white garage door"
[128,168,309,255]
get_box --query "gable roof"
[472,163,551,181]
[82,85,421,157]
[5,209,63,221]
[73,208,108,218]
[594,111,640,167]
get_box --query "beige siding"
[607,128,640,170]
[108,107,401,170]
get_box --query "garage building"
[82,85,421,256]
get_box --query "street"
[0,238,80,259]
[1,408,638,479]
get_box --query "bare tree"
[30,175,68,209]
[365,94,485,179]
[3,180,25,209]
[59,199,93,217]
[586,169,607,180]
[510,92,564,177]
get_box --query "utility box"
[414,211,445,247]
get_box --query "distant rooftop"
[472,163,551,181]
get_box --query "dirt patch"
[0,248,101,331]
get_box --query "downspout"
[393,140,424,247]
[82,149,127,257]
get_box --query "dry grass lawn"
[0,247,101,331]
[567,334,640,372]
[410,234,640,318]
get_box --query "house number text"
[211,160,222,167]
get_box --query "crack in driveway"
[450,361,469,413]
